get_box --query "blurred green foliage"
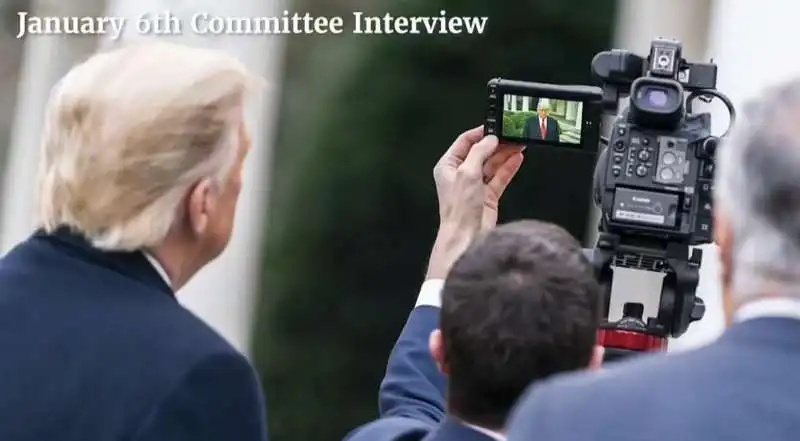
[252,1,616,440]
[502,115,515,137]
[504,111,536,137]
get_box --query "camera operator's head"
[429,220,602,430]
[715,78,800,321]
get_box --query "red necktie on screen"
[540,119,546,139]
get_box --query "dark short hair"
[440,220,600,429]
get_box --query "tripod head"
[592,233,706,361]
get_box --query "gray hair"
[36,41,260,250]
[714,78,800,300]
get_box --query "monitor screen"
[501,94,584,145]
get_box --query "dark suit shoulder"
[2,234,238,360]
[132,352,266,441]
[508,347,714,440]
[0,237,259,440]
[509,338,800,441]
[345,416,432,441]
[117,307,266,440]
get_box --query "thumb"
[461,135,499,176]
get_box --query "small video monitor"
[501,95,585,145]
[485,78,603,151]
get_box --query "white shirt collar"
[735,297,800,323]
[463,422,505,441]
[142,251,172,288]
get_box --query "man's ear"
[714,207,732,283]
[429,329,449,375]
[589,345,605,370]
[186,178,215,236]
[714,207,736,325]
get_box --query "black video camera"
[485,38,736,361]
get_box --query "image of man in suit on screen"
[523,102,561,141]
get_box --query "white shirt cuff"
[415,279,444,308]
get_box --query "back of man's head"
[439,220,600,429]
[36,41,259,251]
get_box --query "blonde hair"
[37,41,259,250]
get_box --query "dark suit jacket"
[508,317,800,441]
[523,116,561,141]
[0,228,268,441]
[345,305,497,441]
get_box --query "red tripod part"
[597,328,668,352]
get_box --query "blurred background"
[0,0,794,439]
